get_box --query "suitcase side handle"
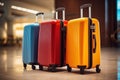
[80,4,92,18]
[55,7,65,20]
[93,35,96,53]
[36,12,44,22]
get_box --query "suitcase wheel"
[51,67,56,72]
[67,65,72,72]
[80,67,85,74]
[32,65,36,70]
[23,63,27,70]
[39,65,43,70]
[96,65,101,73]
[48,65,56,72]
[78,66,86,74]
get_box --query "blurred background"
[0,0,55,46]
[0,0,119,80]
[0,0,119,47]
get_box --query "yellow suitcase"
[66,4,101,74]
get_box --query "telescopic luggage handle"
[80,4,92,18]
[36,12,44,22]
[55,7,65,20]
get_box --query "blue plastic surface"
[22,23,39,64]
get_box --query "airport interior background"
[0,0,120,80]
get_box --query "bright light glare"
[0,2,39,14]
[0,2,4,6]
[14,23,30,38]
[118,0,120,9]
[11,5,39,14]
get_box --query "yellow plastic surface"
[92,18,101,68]
[66,18,101,69]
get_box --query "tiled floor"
[0,46,119,80]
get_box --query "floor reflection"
[0,46,118,80]
[0,46,23,73]
[118,58,120,80]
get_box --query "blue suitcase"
[22,13,44,70]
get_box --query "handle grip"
[80,4,92,9]
[80,3,92,18]
[35,12,44,22]
[56,7,65,11]
[55,7,65,20]
[93,35,96,53]
[36,12,44,16]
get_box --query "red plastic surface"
[38,20,67,66]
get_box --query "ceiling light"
[11,5,39,14]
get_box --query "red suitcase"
[38,7,67,72]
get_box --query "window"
[117,0,120,20]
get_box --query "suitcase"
[22,12,44,70]
[66,4,101,74]
[38,7,67,72]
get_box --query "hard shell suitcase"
[22,12,44,70]
[66,4,101,74]
[38,8,67,72]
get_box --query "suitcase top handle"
[80,4,92,18]
[35,12,44,22]
[55,7,65,20]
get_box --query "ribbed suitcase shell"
[66,18,100,70]
[38,20,67,67]
[22,23,39,64]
